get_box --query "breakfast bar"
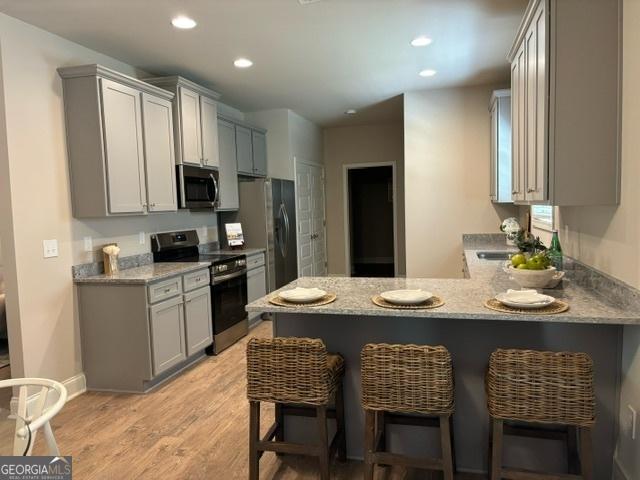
[246,241,640,478]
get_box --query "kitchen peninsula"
[246,235,640,478]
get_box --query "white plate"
[495,289,555,309]
[380,289,433,305]
[278,287,327,303]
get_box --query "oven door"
[178,165,219,209]
[211,270,248,335]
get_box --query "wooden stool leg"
[490,419,503,480]
[316,405,330,480]
[439,414,454,480]
[579,427,593,480]
[364,409,376,480]
[335,384,347,461]
[566,425,579,474]
[249,401,260,480]
[449,415,457,474]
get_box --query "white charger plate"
[278,287,327,304]
[380,289,433,305]
[495,290,555,310]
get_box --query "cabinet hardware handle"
[164,288,171,293]
[527,188,535,193]
[512,190,518,194]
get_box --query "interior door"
[295,161,327,277]
[141,93,177,212]
[100,78,146,214]
[178,87,202,166]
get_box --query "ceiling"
[0,0,527,127]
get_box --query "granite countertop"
[74,262,211,285]
[212,247,266,256]
[246,234,640,325]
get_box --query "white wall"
[403,85,518,278]
[0,13,221,387]
[246,108,323,181]
[323,123,405,275]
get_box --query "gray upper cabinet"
[200,96,220,169]
[141,93,177,212]
[178,87,202,166]
[252,130,267,177]
[507,0,620,206]
[235,125,254,175]
[144,76,222,170]
[100,78,147,214]
[217,119,240,211]
[489,90,512,204]
[58,65,177,218]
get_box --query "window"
[531,205,554,232]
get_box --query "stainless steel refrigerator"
[220,178,297,292]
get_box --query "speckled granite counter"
[248,233,632,476]
[73,262,211,285]
[213,248,266,256]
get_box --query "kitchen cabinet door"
[217,118,240,210]
[149,296,186,376]
[247,265,266,324]
[490,101,498,201]
[251,130,267,177]
[200,96,220,169]
[235,125,254,175]
[100,78,147,214]
[141,93,177,212]
[529,1,547,202]
[513,43,527,202]
[178,87,202,166]
[183,287,212,356]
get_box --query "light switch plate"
[83,236,93,252]
[43,239,58,258]
[629,405,637,440]
[139,232,146,245]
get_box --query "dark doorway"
[347,165,394,277]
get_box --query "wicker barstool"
[361,343,455,480]
[246,337,346,480]
[486,348,595,480]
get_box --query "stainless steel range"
[151,230,248,355]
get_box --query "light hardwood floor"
[32,321,480,479]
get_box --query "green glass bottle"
[548,230,563,271]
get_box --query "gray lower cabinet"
[251,131,267,177]
[58,64,177,218]
[77,268,212,392]
[246,253,267,325]
[150,295,186,375]
[184,287,213,356]
[217,119,240,210]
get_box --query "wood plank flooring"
[32,321,482,479]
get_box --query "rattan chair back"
[361,343,454,415]
[486,348,595,427]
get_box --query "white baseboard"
[614,455,630,480]
[10,372,86,413]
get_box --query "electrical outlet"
[83,236,93,252]
[628,405,637,440]
[43,239,58,258]
[139,232,146,245]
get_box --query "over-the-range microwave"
[177,165,219,209]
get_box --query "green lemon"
[511,253,526,267]
[516,263,529,269]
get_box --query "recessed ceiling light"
[411,36,432,47]
[345,109,357,115]
[419,69,437,77]
[234,58,253,68]
[171,16,197,29]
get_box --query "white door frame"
[343,162,398,277]
[293,156,327,276]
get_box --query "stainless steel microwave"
[177,165,219,209]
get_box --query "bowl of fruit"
[504,252,565,288]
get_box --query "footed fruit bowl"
[504,265,565,289]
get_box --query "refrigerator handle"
[278,203,288,258]
[282,203,291,258]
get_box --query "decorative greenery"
[515,230,547,254]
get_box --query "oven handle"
[212,269,247,284]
